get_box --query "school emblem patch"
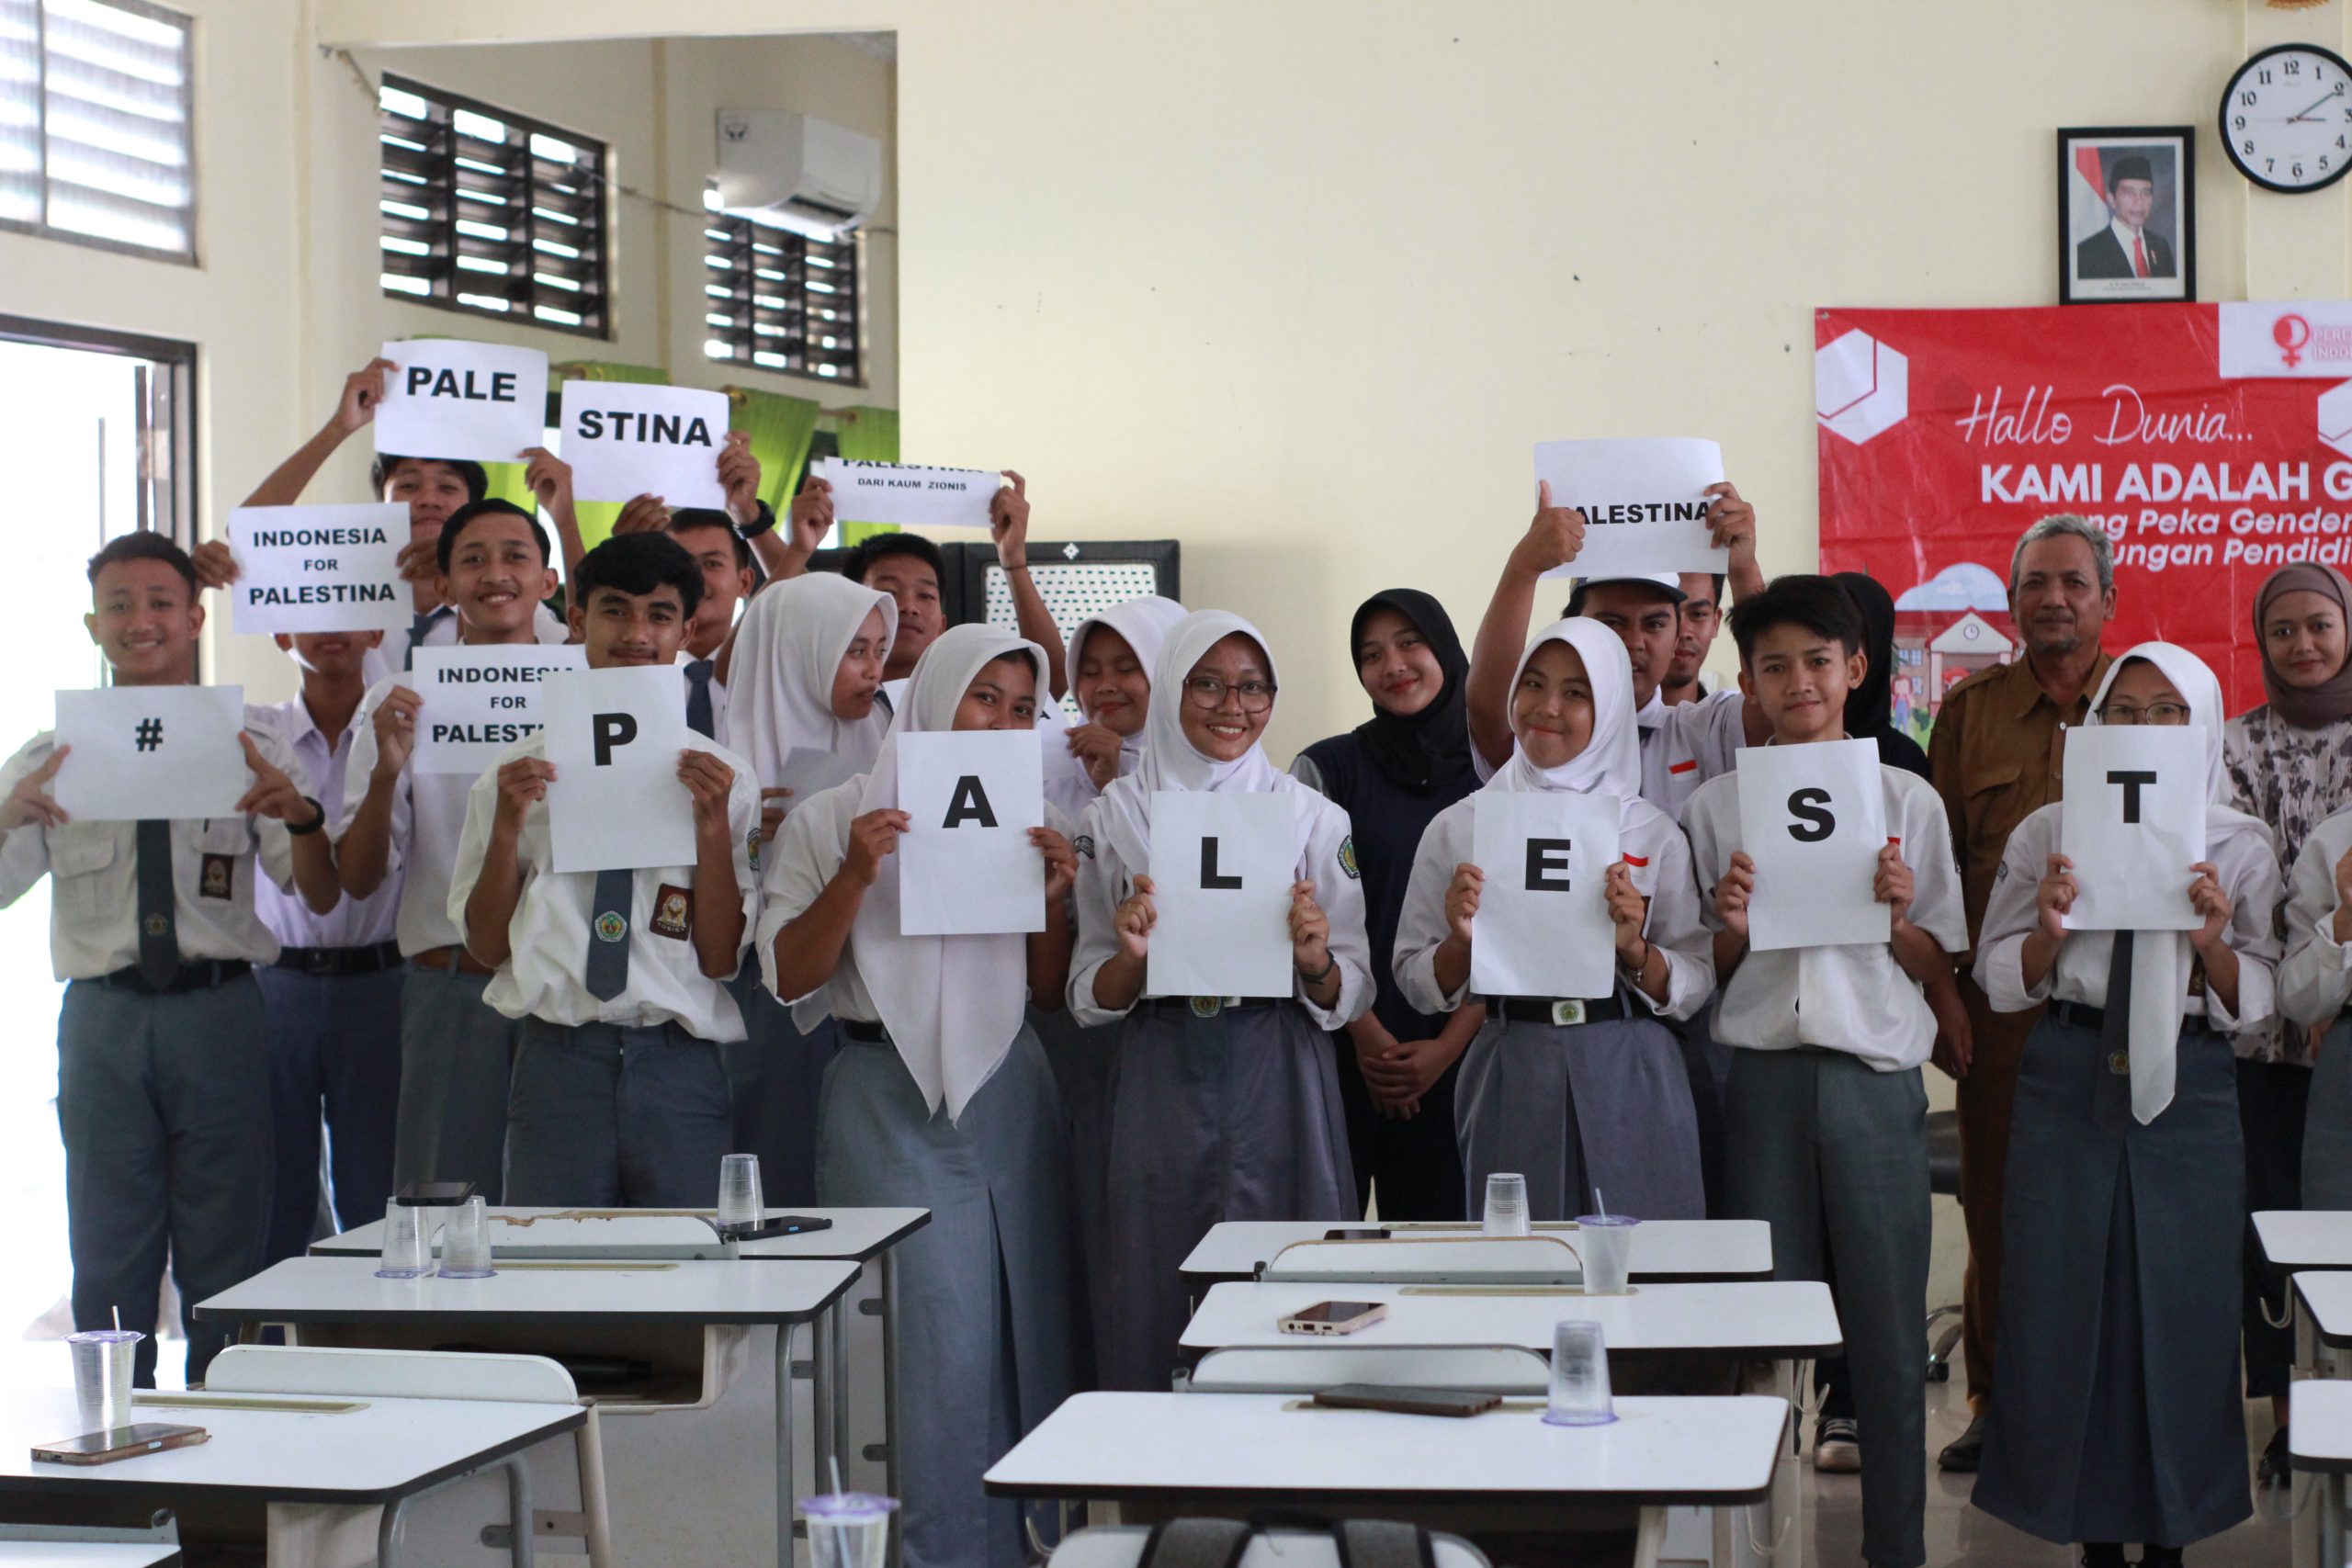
[650,885,692,942]
[1190,996,1223,1019]
[142,914,168,937]
[746,826,763,874]
[1073,834,1095,861]
[594,911,628,943]
[1338,837,1361,880]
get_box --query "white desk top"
[2257,1211,2352,1272]
[2294,1271,2352,1347]
[195,1255,857,1328]
[1180,1220,1772,1283]
[986,1392,1787,1506]
[0,1386,579,1506]
[0,1549,178,1567]
[311,1206,929,1264]
[1179,1280,1841,1359]
[2292,1378,2352,1473]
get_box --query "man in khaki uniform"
[1926,514,2115,1471]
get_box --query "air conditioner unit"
[714,109,882,240]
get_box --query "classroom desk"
[2262,1219,2352,1568]
[986,1391,1787,1568]
[2292,1378,2352,1568]
[0,1548,179,1568]
[195,1257,854,1568]
[1178,1219,1774,1288]
[0,1385,579,1568]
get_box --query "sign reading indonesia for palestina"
[226,504,412,636]
[1531,438,1730,578]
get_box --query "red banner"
[1815,303,2352,741]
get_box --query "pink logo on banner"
[2278,313,2312,369]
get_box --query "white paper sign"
[2059,726,2208,932]
[1146,790,1295,998]
[542,665,700,874]
[1736,738,1890,952]
[896,730,1046,936]
[776,746,865,816]
[813,457,1001,529]
[410,645,587,776]
[1469,790,1623,999]
[226,503,411,636]
[558,381,729,509]
[1531,437,1729,578]
[53,684,247,820]
[374,340,549,464]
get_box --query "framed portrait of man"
[2058,127,2196,304]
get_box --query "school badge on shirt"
[199,853,233,899]
[594,910,628,942]
[650,884,693,941]
[1337,837,1361,880]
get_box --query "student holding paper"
[0,535,334,1383]
[1393,616,1710,1221]
[1292,589,1484,1220]
[449,534,760,1204]
[760,624,1078,1568]
[1068,610,1373,1391]
[719,570,897,1202]
[1971,644,2278,1568]
[1683,575,1965,1568]
[335,499,566,1199]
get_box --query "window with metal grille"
[701,184,860,383]
[378,73,608,338]
[0,0,195,260]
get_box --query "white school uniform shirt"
[0,709,309,980]
[254,693,401,949]
[1975,802,2281,1032]
[1640,687,1743,820]
[446,731,762,1042]
[2278,807,2352,1029]
[1391,791,1714,1021]
[361,603,571,688]
[1683,761,1967,1071]
[340,675,480,956]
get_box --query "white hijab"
[854,624,1049,1123]
[1067,594,1189,773]
[726,573,897,786]
[1093,609,1309,872]
[2085,641,2268,1123]
[1486,618,1642,821]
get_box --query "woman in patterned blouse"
[2222,559,2352,1481]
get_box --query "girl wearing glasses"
[1068,609,1373,1391]
[1393,617,1712,1224]
[2222,562,2352,1479]
[1972,643,2279,1568]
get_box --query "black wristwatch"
[288,795,328,837]
[736,500,777,540]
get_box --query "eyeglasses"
[2096,701,2191,726]
[1184,674,1277,714]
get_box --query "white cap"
[1571,570,1688,604]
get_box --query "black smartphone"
[1324,1227,1390,1241]
[32,1424,209,1465]
[396,1180,475,1207]
[1310,1384,1499,1418]
[729,1215,836,1241]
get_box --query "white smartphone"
[1276,1300,1388,1336]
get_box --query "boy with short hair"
[449,533,761,1203]
[0,534,335,1383]
[1680,574,1966,1568]
[336,499,564,1198]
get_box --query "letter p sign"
[592,712,638,767]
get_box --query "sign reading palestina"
[1815,301,2352,746]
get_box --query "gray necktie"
[403,608,438,672]
[585,867,632,1000]
[134,819,178,987]
[684,659,716,739]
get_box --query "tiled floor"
[1801,1357,2293,1568]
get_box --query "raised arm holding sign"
[1530,438,1730,578]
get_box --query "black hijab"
[1349,588,1474,794]
[1834,571,1899,737]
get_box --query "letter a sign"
[1148,790,1294,998]
[896,730,1045,935]
[2059,726,2206,931]
[541,665,698,873]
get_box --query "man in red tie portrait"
[2074,153,2175,281]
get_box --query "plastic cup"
[1483,1172,1530,1237]
[437,1196,495,1279]
[1575,1213,1640,1294]
[801,1492,898,1568]
[1544,1320,1616,1427]
[377,1199,432,1279]
[68,1329,141,1433]
[717,1153,765,1239]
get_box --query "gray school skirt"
[1974,1008,2250,1548]
[1454,1009,1705,1224]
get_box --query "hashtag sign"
[134,717,163,753]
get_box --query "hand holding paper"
[1734,739,1888,951]
[2057,727,2206,932]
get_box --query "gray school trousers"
[56,971,271,1387]
[503,1016,733,1207]
[1724,1045,1930,1568]
[391,964,521,1201]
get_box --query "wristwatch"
[736,500,777,539]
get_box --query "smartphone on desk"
[1323,1227,1389,1241]
[396,1180,474,1207]
[725,1215,835,1242]
[33,1424,209,1465]
[1277,1300,1388,1336]
[1310,1384,1499,1417]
